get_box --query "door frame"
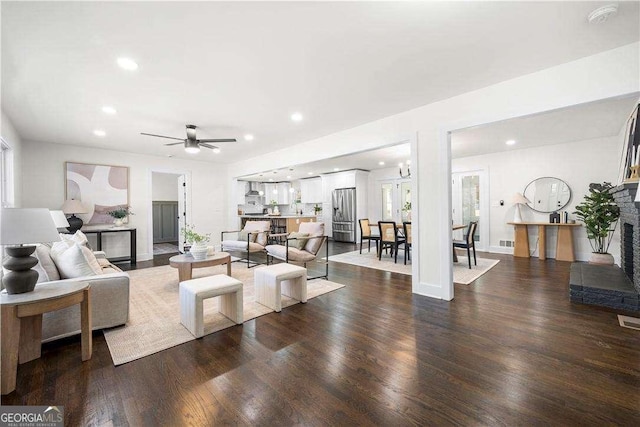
[378,177,411,223]
[147,169,192,259]
[451,168,489,251]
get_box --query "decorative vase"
[114,218,124,227]
[589,252,614,265]
[190,243,208,260]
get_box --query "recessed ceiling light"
[291,112,303,122]
[212,147,221,154]
[93,130,106,137]
[333,167,340,171]
[505,139,516,146]
[116,57,138,71]
[244,134,254,141]
[101,106,117,115]
[307,172,313,175]
[378,161,385,166]
[287,175,292,179]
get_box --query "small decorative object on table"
[107,206,133,227]
[182,224,211,260]
[549,211,560,223]
[573,182,620,265]
[402,201,412,221]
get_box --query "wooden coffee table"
[169,252,232,282]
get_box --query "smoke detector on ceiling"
[588,4,618,24]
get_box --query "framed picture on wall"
[65,161,130,225]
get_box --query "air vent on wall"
[499,240,515,248]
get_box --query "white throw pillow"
[50,241,102,279]
[59,230,90,248]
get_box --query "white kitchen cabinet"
[236,181,248,205]
[300,177,322,203]
[277,182,291,205]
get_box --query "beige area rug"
[104,264,345,365]
[328,250,499,285]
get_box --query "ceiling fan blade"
[141,132,185,141]
[164,142,185,146]
[197,138,237,143]
[199,143,218,150]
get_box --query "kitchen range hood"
[245,181,261,196]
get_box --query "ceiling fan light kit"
[141,124,237,154]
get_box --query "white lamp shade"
[50,210,70,228]
[1,208,61,245]
[511,192,531,205]
[62,199,88,214]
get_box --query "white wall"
[227,42,640,301]
[152,172,180,201]
[1,111,23,207]
[21,141,228,261]
[452,136,622,263]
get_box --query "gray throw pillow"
[288,232,310,250]
[238,230,256,242]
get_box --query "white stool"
[254,264,307,312]
[179,274,243,338]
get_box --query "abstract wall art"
[65,162,129,224]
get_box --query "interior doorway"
[451,169,489,251]
[380,178,411,223]
[151,172,183,256]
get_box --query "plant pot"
[589,252,614,265]
[190,243,208,261]
[114,218,124,227]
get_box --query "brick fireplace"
[611,183,639,293]
[569,182,639,311]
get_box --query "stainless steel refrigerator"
[332,187,356,243]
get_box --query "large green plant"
[573,182,620,254]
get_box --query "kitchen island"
[240,215,318,234]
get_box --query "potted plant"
[107,206,133,227]
[573,182,620,264]
[402,201,412,221]
[182,224,211,260]
[313,204,322,215]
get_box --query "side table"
[1,282,92,395]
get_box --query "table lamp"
[50,210,70,232]
[1,208,61,294]
[512,193,531,223]
[62,199,88,233]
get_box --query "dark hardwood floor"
[3,244,639,426]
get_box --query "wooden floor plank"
[3,244,639,426]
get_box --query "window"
[1,138,13,208]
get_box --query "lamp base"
[2,246,39,294]
[66,214,84,233]
[513,204,523,223]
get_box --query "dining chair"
[378,221,406,263]
[453,221,478,269]
[402,222,412,265]
[358,219,380,254]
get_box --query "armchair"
[264,222,328,280]
[221,220,270,268]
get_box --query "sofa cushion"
[222,240,265,253]
[265,244,316,262]
[300,222,325,254]
[34,244,61,282]
[50,241,102,279]
[288,232,309,249]
[60,230,90,248]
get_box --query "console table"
[507,222,581,262]
[82,227,137,265]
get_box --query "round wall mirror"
[523,177,571,213]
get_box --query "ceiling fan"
[141,124,236,154]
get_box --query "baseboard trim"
[413,281,446,300]
[489,246,514,255]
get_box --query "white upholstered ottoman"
[254,264,307,312]
[179,274,243,338]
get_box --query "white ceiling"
[2,2,639,163]
[240,94,639,181]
